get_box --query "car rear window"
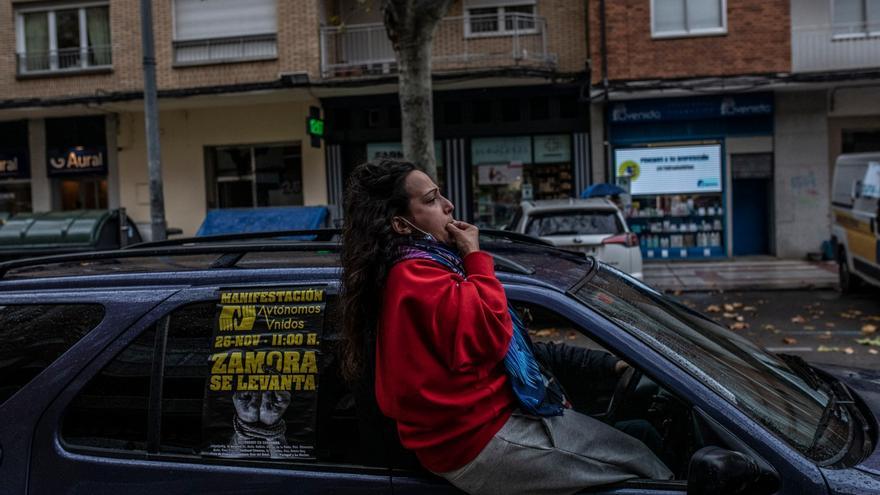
[525,211,623,237]
[0,304,105,406]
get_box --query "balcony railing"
[792,22,880,73]
[320,14,555,78]
[173,33,278,66]
[16,46,112,76]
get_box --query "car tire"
[839,251,862,294]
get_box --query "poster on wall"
[478,162,522,185]
[471,136,532,165]
[202,287,326,459]
[0,151,29,179]
[615,144,722,196]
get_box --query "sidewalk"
[643,257,839,292]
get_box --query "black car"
[0,230,878,494]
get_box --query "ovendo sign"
[47,146,107,176]
[615,144,722,196]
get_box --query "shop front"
[608,93,774,260]
[0,120,32,216]
[321,85,591,227]
[45,116,109,210]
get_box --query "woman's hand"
[445,220,480,257]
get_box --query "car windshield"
[525,210,623,237]
[573,265,852,463]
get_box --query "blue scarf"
[393,236,565,417]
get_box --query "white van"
[831,152,880,292]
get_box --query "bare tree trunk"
[398,39,436,179]
[383,0,454,181]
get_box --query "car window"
[0,304,105,406]
[62,287,377,467]
[525,210,623,236]
[573,266,851,464]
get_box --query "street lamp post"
[140,0,167,241]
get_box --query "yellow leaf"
[723,304,735,312]
[791,315,807,324]
[706,305,721,313]
[782,337,797,345]
[862,324,878,334]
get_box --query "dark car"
[0,230,878,494]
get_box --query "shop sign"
[615,144,722,195]
[534,135,571,164]
[47,146,107,176]
[471,136,531,165]
[366,142,443,168]
[610,94,773,124]
[0,151,30,179]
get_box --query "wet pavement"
[644,258,838,292]
[671,287,880,369]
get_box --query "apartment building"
[1,0,325,237]
[0,0,593,236]
[585,0,880,261]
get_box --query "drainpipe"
[599,0,611,181]
[584,0,593,188]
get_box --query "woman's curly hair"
[339,159,417,383]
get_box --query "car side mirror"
[687,446,779,495]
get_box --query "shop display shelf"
[642,246,725,259]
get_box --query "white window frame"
[650,0,728,39]
[830,0,880,39]
[464,0,538,38]
[14,1,111,74]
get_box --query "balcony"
[16,46,112,77]
[792,22,880,73]
[173,34,278,66]
[319,14,556,78]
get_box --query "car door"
[30,282,393,494]
[390,284,828,495]
[0,287,176,495]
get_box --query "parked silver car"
[508,198,643,279]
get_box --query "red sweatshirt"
[375,251,516,473]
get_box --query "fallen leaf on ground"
[818,345,839,352]
[706,305,721,313]
[723,312,738,318]
[862,324,878,334]
[723,304,735,312]
[782,337,798,345]
[566,331,578,340]
[736,316,745,322]
[762,324,775,331]
[731,302,743,309]
[534,329,554,337]
[817,333,832,340]
[673,290,682,296]
[791,315,807,324]
[856,337,880,347]
[845,347,855,354]
[743,306,757,312]
[825,322,836,328]
[729,322,750,330]
[804,325,815,330]
[870,349,879,355]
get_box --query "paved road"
[670,287,880,369]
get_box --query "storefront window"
[472,135,573,229]
[0,121,31,215]
[59,178,107,210]
[46,116,109,211]
[615,144,725,259]
[205,144,303,209]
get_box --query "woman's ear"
[391,216,411,235]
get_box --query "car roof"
[0,229,593,294]
[521,198,619,212]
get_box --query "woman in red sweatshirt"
[340,160,671,495]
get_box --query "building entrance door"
[731,153,772,256]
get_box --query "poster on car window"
[201,287,326,459]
